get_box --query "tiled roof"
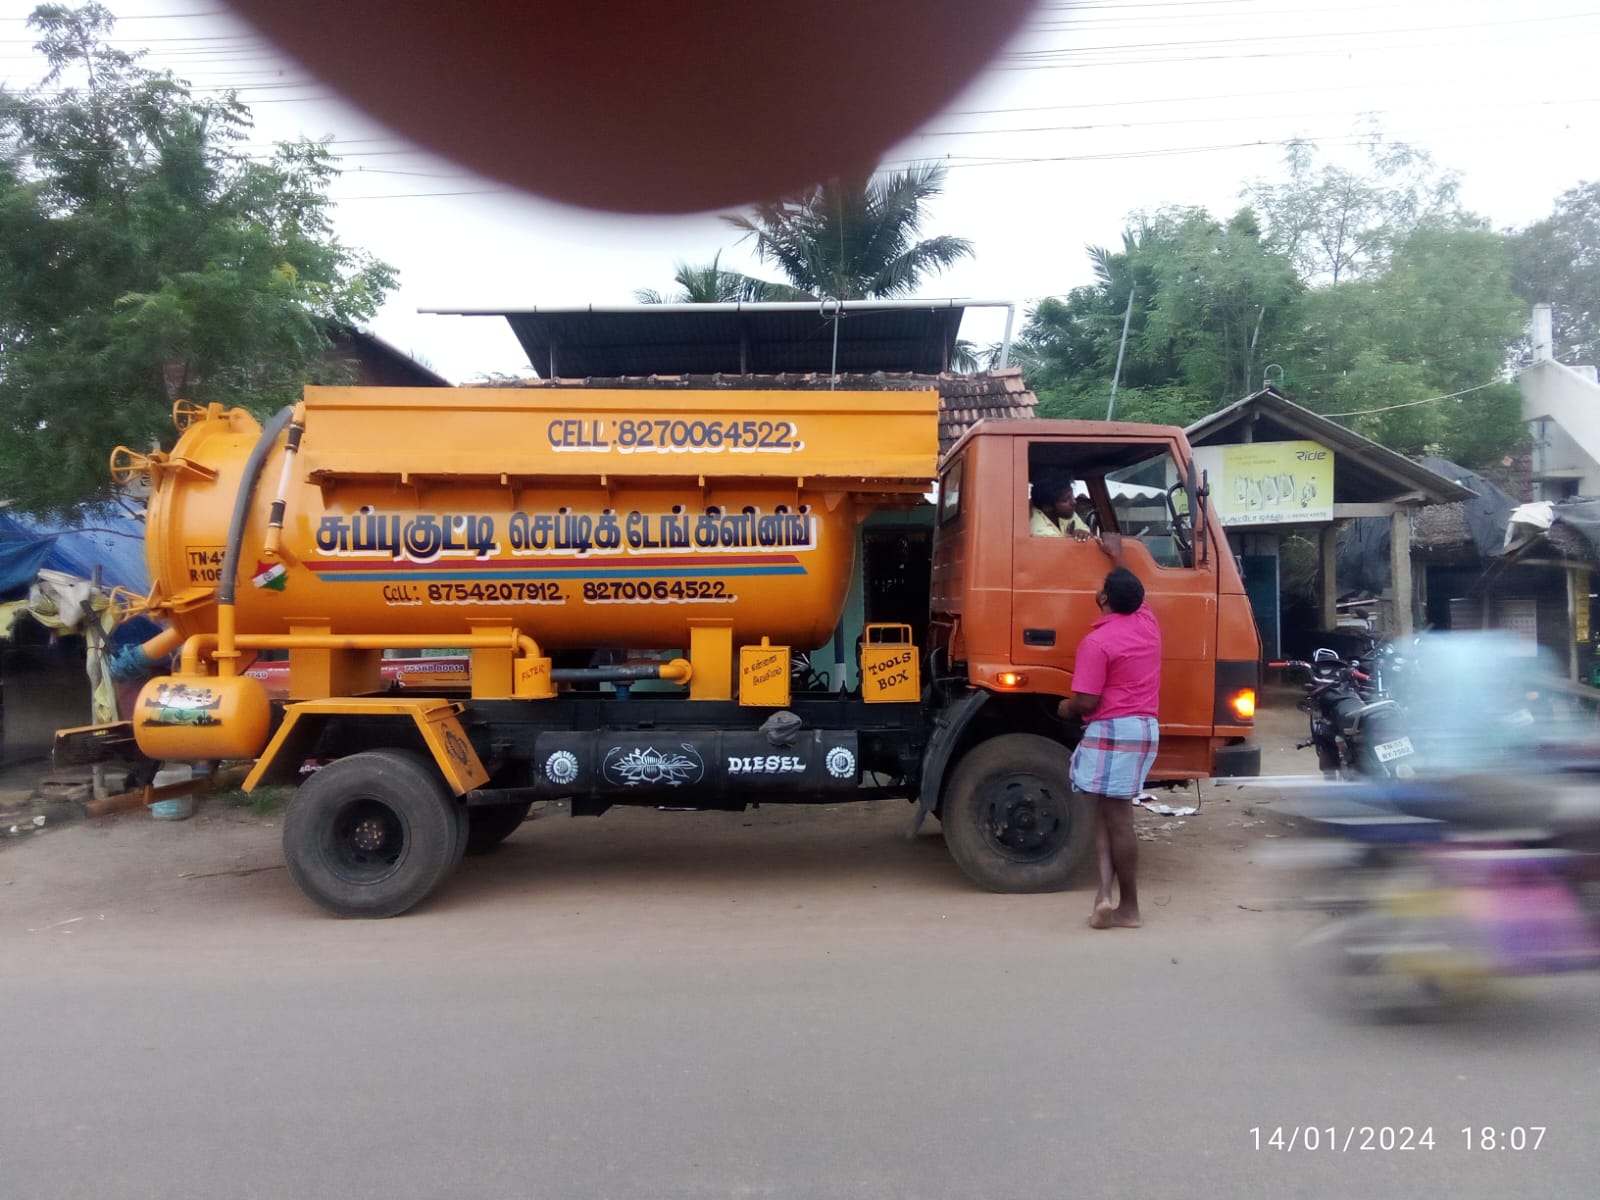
[934,369,1036,451]
[494,368,1038,454]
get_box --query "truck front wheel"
[941,734,1092,893]
[282,750,460,918]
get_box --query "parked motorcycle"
[1271,651,1414,778]
[1274,765,1600,1019]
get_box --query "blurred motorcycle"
[1270,632,1600,1018]
[1275,767,1600,1018]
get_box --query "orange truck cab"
[928,419,1260,792]
[72,389,1259,917]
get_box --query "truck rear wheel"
[464,801,533,855]
[941,734,1091,893]
[282,750,460,918]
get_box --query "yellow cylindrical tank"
[133,673,272,761]
[139,387,939,654]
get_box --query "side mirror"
[1187,459,1210,566]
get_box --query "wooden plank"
[1319,523,1339,630]
[1332,502,1399,518]
[1391,508,1414,636]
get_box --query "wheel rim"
[324,797,408,884]
[977,772,1071,863]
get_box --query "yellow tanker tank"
[122,386,938,706]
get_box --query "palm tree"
[722,164,974,300]
[634,251,810,304]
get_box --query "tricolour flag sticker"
[252,560,287,592]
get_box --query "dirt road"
[5,698,1595,1199]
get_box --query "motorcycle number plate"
[1374,736,1415,762]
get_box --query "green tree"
[634,250,809,304]
[722,163,973,299]
[0,3,395,513]
[1281,222,1525,462]
[1018,139,1524,467]
[1509,181,1600,363]
[1246,136,1462,284]
[1018,207,1299,424]
[1141,208,1301,402]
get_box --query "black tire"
[464,801,533,856]
[941,733,1093,893]
[1289,912,1489,1021]
[449,794,470,868]
[282,750,459,918]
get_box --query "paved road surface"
[3,786,1596,1200]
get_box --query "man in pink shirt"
[1060,534,1161,929]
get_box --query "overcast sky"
[4,0,1598,382]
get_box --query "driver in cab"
[1030,471,1092,541]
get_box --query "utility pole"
[1244,304,1265,398]
[1106,286,1136,421]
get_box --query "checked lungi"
[1070,715,1159,799]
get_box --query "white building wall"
[1519,357,1600,495]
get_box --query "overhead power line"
[1320,380,1506,417]
[1003,8,1597,56]
[918,94,1600,140]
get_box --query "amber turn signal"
[1229,688,1257,721]
[996,671,1028,689]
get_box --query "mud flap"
[903,688,989,838]
[242,697,489,795]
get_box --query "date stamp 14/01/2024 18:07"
[1250,1127,1547,1152]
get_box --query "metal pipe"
[463,787,542,807]
[997,303,1016,370]
[180,635,217,676]
[215,604,239,675]
[551,658,692,684]
[177,630,547,672]
[823,296,843,389]
[135,625,186,664]
[230,632,543,654]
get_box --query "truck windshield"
[1106,450,1191,569]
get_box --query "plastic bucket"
[149,765,197,821]
[149,794,196,821]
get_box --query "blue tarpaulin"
[0,507,149,598]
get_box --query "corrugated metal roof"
[483,303,968,377]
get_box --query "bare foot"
[1088,902,1142,930]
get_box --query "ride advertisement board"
[1192,439,1334,526]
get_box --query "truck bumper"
[1211,740,1261,778]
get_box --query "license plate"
[1373,736,1414,762]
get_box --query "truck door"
[1011,438,1218,779]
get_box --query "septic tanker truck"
[78,385,1260,916]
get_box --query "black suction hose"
[219,407,295,606]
